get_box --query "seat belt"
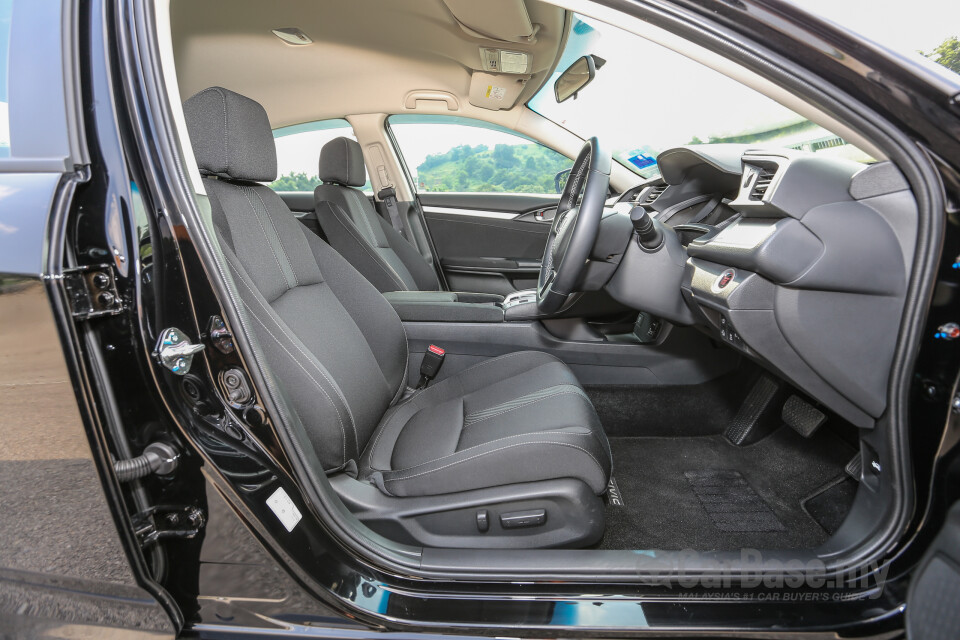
[416,344,446,389]
[377,186,408,241]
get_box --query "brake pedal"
[724,374,783,445]
[782,395,827,438]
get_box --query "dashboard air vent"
[749,168,776,201]
[642,184,667,204]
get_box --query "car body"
[2,0,960,638]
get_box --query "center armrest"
[382,291,458,304]
[383,290,504,323]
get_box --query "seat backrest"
[314,137,440,293]
[183,87,409,471]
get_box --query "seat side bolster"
[315,199,415,292]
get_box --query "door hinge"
[62,264,123,319]
[133,505,206,547]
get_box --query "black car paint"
[3,0,960,637]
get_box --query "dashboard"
[604,145,917,429]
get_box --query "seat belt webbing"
[377,186,408,240]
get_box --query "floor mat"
[585,370,756,438]
[599,427,855,551]
[684,470,784,532]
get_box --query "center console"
[500,289,542,321]
[383,290,504,323]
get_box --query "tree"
[921,36,960,75]
[270,172,319,191]
[492,144,517,168]
[415,142,570,193]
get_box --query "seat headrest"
[319,137,367,187]
[183,87,277,182]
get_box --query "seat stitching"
[405,351,557,402]
[463,383,585,423]
[367,353,568,470]
[463,388,589,428]
[254,187,300,286]
[366,402,414,468]
[233,265,359,446]
[328,202,409,291]
[241,187,289,288]
[225,252,359,450]
[383,440,606,485]
[372,428,594,474]
[303,226,408,405]
[238,298,348,466]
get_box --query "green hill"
[415,143,569,193]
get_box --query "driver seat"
[184,87,611,548]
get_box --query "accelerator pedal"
[724,374,783,446]
[782,395,827,438]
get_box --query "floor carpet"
[599,426,856,550]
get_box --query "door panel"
[420,192,557,294]
[388,115,572,295]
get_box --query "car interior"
[159,0,920,567]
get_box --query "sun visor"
[442,0,536,44]
[468,72,529,110]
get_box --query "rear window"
[270,119,371,193]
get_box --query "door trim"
[421,205,519,220]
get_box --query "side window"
[270,119,372,193]
[388,115,571,194]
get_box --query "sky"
[794,0,960,56]
[530,2,960,165]
[267,0,960,181]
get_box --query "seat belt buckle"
[416,344,445,389]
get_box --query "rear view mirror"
[554,55,597,103]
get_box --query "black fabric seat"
[183,87,610,547]
[313,137,500,303]
[313,136,441,294]
[362,350,609,497]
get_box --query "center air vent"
[749,167,776,201]
[641,184,667,204]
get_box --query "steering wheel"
[537,137,612,313]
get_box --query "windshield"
[528,15,872,179]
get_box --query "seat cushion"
[360,351,612,497]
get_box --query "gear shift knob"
[629,206,663,250]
